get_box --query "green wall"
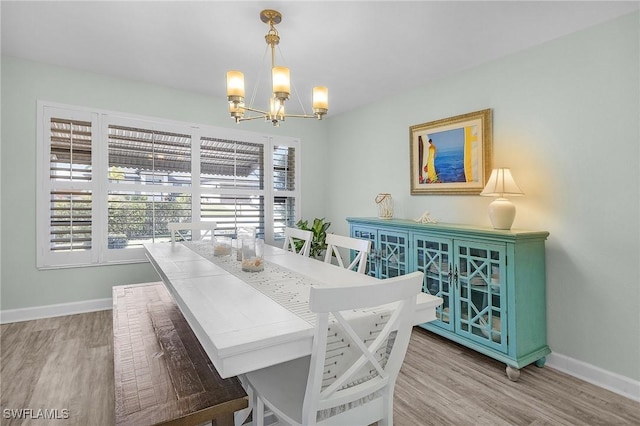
[1,12,638,383]
[0,57,328,310]
[326,12,639,381]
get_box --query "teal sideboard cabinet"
[347,217,550,381]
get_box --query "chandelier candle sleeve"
[269,97,285,120]
[272,66,290,100]
[313,86,329,114]
[226,71,245,100]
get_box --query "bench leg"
[215,413,235,426]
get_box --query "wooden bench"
[113,282,248,426]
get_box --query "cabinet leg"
[535,357,547,368]
[506,365,521,381]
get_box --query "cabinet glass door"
[455,240,507,352]
[413,235,454,331]
[351,226,377,277]
[377,231,408,279]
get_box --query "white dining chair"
[282,227,313,257]
[323,233,372,274]
[168,222,217,243]
[243,271,423,426]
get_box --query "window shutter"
[273,146,295,191]
[49,190,92,251]
[108,125,191,185]
[108,191,192,248]
[200,137,266,236]
[272,144,298,241]
[38,102,300,268]
[48,118,93,253]
[200,137,264,189]
[107,124,193,249]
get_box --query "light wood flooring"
[1,310,639,425]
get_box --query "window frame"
[36,101,302,269]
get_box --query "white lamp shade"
[480,168,524,197]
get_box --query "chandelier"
[226,9,328,127]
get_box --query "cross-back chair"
[168,222,217,243]
[243,271,424,426]
[323,233,372,274]
[282,227,313,257]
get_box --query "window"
[37,102,301,268]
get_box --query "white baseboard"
[0,298,112,324]
[546,352,640,402]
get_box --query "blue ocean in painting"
[429,127,466,183]
[435,149,465,182]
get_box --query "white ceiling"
[2,1,638,116]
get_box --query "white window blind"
[37,102,301,269]
[108,125,192,185]
[200,137,265,237]
[272,144,299,240]
[106,124,193,253]
[48,118,94,252]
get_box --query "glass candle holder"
[213,236,232,256]
[241,238,264,272]
[236,227,256,261]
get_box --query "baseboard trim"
[0,298,112,324]
[546,352,640,402]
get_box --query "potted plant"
[295,217,331,258]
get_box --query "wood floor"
[1,310,639,425]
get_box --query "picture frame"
[410,109,492,195]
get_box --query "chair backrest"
[302,271,423,425]
[323,234,372,274]
[167,222,217,243]
[282,227,313,256]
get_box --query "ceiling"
[2,1,638,117]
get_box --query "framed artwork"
[410,109,492,195]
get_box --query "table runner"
[185,241,322,324]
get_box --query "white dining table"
[144,241,443,379]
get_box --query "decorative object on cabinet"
[480,168,524,230]
[347,217,550,381]
[375,193,394,219]
[295,217,331,258]
[225,9,328,127]
[409,109,492,195]
[415,210,438,224]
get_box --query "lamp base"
[488,198,516,230]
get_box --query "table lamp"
[480,168,524,230]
